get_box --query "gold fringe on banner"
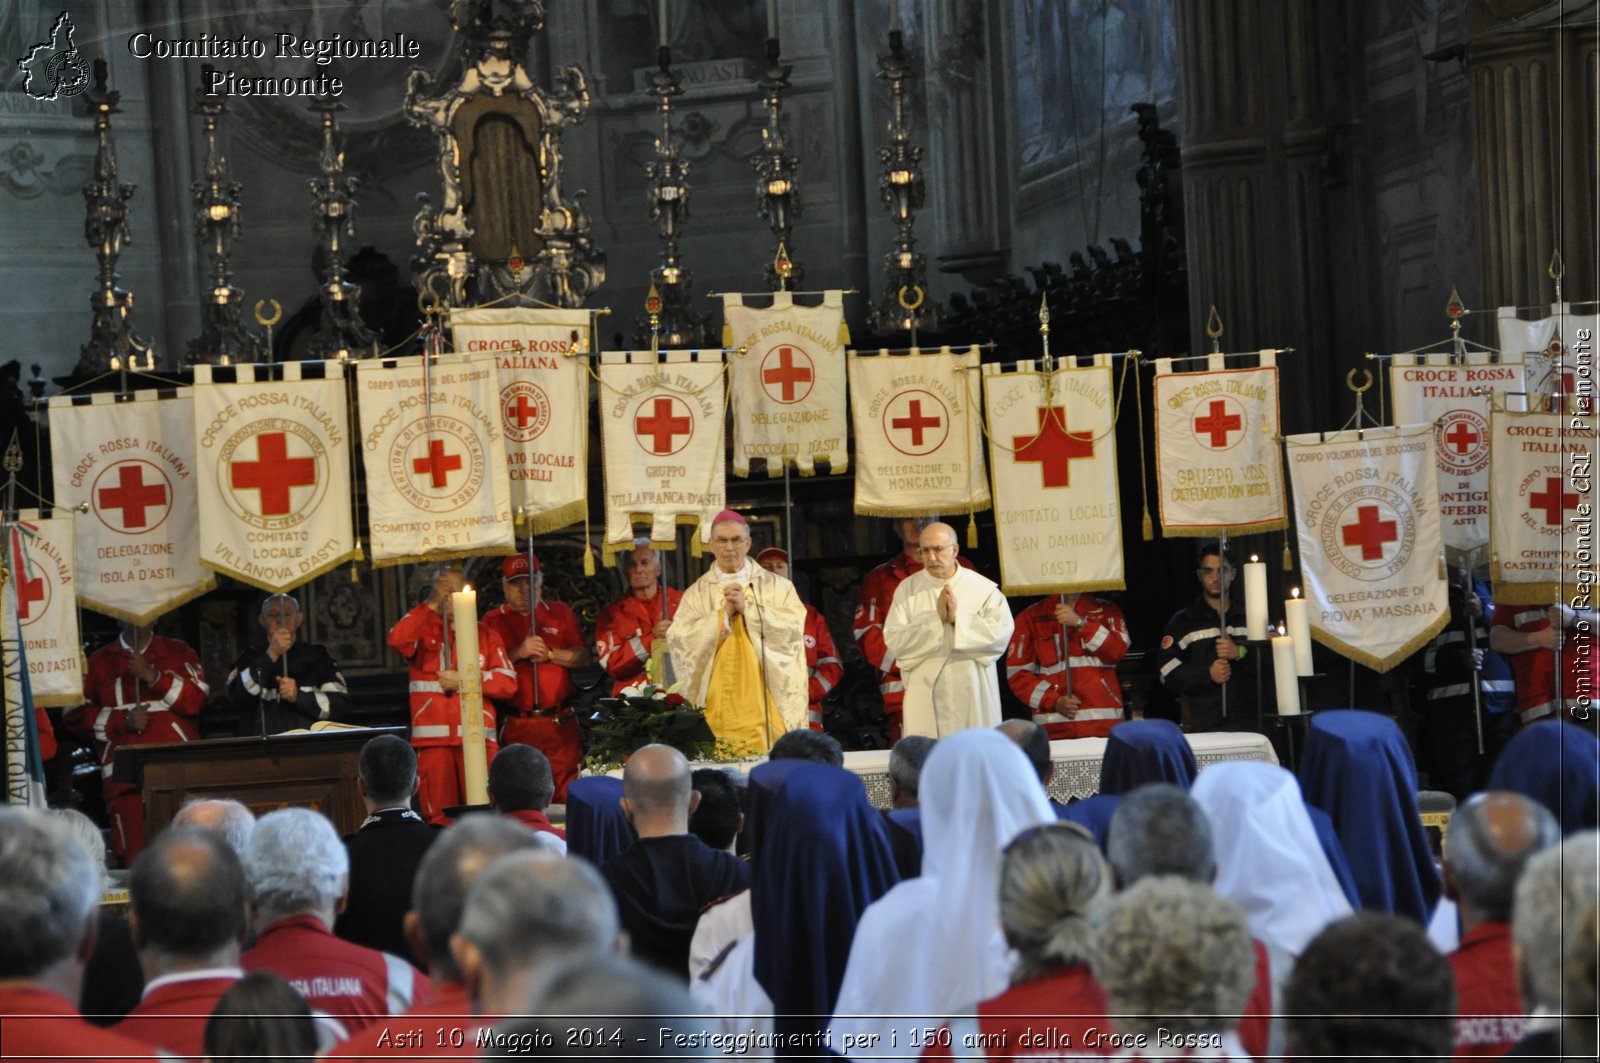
[524,498,589,537]
[201,549,361,595]
[1310,612,1449,675]
[370,545,516,571]
[77,577,218,627]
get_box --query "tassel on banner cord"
[839,318,851,346]
[1141,511,1154,542]
[966,512,978,549]
[1282,538,1293,572]
[722,321,734,349]
[583,543,596,577]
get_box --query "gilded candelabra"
[636,47,712,347]
[751,36,802,290]
[187,65,263,365]
[868,30,940,334]
[305,99,377,361]
[76,59,153,375]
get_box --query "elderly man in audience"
[601,744,750,978]
[52,807,144,1024]
[324,814,540,1059]
[172,798,256,857]
[241,807,416,1028]
[1442,791,1560,1057]
[336,735,436,967]
[0,808,156,1057]
[117,827,250,1060]
[1283,912,1457,1062]
[487,743,567,850]
[1091,876,1258,1059]
[453,851,622,1017]
[1507,830,1600,1056]
[884,734,936,878]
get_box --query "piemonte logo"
[218,419,328,530]
[1320,485,1416,582]
[92,459,173,534]
[16,12,89,101]
[501,381,552,443]
[389,417,486,513]
[1435,409,1489,475]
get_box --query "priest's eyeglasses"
[919,544,956,556]
[710,535,749,547]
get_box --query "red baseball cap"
[503,554,541,580]
[755,547,789,566]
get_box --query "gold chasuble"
[703,612,788,753]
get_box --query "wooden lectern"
[113,727,404,838]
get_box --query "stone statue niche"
[406,0,605,309]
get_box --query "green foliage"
[582,684,718,773]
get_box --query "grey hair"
[50,808,109,899]
[1513,830,1600,1010]
[0,807,101,979]
[1106,783,1216,886]
[243,808,348,920]
[174,798,258,858]
[413,814,542,983]
[258,593,301,618]
[1446,791,1559,923]
[457,851,618,978]
[1000,823,1107,982]
[888,735,937,801]
[1091,876,1255,1037]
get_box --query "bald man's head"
[130,827,249,961]
[621,745,696,836]
[919,522,960,579]
[1446,790,1560,923]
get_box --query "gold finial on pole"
[1205,304,1224,348]
[645,282,664,355]
[1549,248,1565,304]
[773,242,794,292]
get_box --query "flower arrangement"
[583,683,756,772]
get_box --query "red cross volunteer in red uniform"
[1006,594,1129,739]
[756,547,843,731]
[595,541,683,694]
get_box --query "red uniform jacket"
[803,605,843,730]
[387,604,515,747]
[595,588,683,694]
[117,970,240,1061]
[65,635,208,800]
[1492,603,1598,724]
[1449,920,1527,1057]
[853,552,975,717]
[324,981,483,1059]
[244,915,416,1029]
[1005,596,1128,738]
[0,984,156,1063]
[481,600,584,713]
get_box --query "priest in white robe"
[667,510,808,752]
[883,521,1013,736]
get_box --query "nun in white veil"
[828,729,1055,1055]
[1191,759,1354,957]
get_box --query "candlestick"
[452,586,490,806]
[1285,588,1313,676]
[658,0,669,47]
[1244,555,1268,640]
[1272,626,1302,716]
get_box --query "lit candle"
[1272,625,1302,716]
[452,585,490,806]
[1285,588,1313,676]
[1244,554,1268,641]
[767,0,778,39]
[658,0,669,47]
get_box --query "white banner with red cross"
[599,349,726,551]
[4,513,81,707]
[848,345,991,517]
[1286,425,1449,672]
[722,291,848,477]
[1489,408,1597,605]
[356,353,514,568]
[982,358,1123,594]
[48,387,216,623]
[448,308,590,533]
[1152,357,1287,536]
[192,362,357,592]
[1388,353,1527,562]
[1496,303,1598,412]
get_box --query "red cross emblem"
[635,397,694,455]
[1013,406,1095,489]
[230,432,317,516]
[760,346,815,404]
[1340,504,1399,561]
[1529,476,1579,526]
[507,393,540,428]
[413,438,464,488]
[1443,421,1479,454]
[883,390,949,456]
[96,462,169,530]
[1192,398,1243,449]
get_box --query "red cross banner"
[356,353,515,567]
[48,387,216,623]
[848,345,991,517]
[982,359,1122,593]
[1496,304,1597,412]
[1286,425,1448,671]
[448,307,590,533]
[1488,408,1597,605]
[599,349,726,551]
[192,363,357,592]
[1152,358,1287,536]
[4,513,81,707]
[1389,353,1528,562]
[722,291,848,477]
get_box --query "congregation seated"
[686,767,743,854]
[767,726,844,765]
[336,735,436,967]
[1508,831,1600,1057]
[171,798,256,857]
[1487,719,1600,835]
[487,743,567,851]
[52,807,144,1024]
[884,733,936,878]
[564,776,632,867]
[1061,718,1196,846]
[202,971,318,1063]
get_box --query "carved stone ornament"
[405,0,604,310]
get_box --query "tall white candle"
[1244,555,1268,640]
[451,586,490,806]
[1285,588,1313,676]
[1272,626,1302,716]
[767,0,778,39]
[658,0,669,47]
[890,0,901,34]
